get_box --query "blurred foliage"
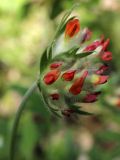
[0,0,120,160]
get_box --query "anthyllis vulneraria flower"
[38,8,112,117]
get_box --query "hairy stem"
[10,81,38,160]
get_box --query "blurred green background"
[0,0,120,160]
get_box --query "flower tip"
[61,70,76,81]
[84,40,101,52]
[50,93,60,100]
[83,91,101,103]
[81,28,92,43]
[102,38,110,51]
[69,70,88,95]
[95,65,109,75]
[101,51,112,61]
[94,75,109,85]
[50,62,62,69]
[65,18,80,38]
[43,69,60,85]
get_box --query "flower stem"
[10,81,38,160]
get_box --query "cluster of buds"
[39,12,112,117]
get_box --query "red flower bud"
[102,38,110,51]
[81,28,92,43]
[83,91,101,103]
[50,93,60,100]
[65,19,80,38]
[43,69,60,85]
[95,65,109,75]
[50,62,62,69]
[94,75,109,85]
[101,51,112,61]
[61,70,76,81]
[69,71,88,95]
[84,41,101,52]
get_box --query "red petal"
[43,69,60,85]
[81,28,92,43]
[95,65,109,75]
[50,93,60,100]
[94,75,109,85]
[83,92,101,103]
[102,39,110,51]
[84,40,101,52]
[50,62,62,69]
[101,51,112,61]
[65,19,80,38]
[62,70,76,81]
[69,71,88,95]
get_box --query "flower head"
[39,11,112,117]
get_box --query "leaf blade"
[75,51,94,58]
[76,109,93,116]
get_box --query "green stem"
[10,81,38,160]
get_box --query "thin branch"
[10,81,38,160]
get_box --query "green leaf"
[75,51,94,58]
[40,41,54,74]
[40,48,48,74]
[40,47,52,74]
[68,104,93,116]
[76,109,93,116]
[68,104,82,110]
[50,108,62,118]
[53,46,80,61]
[47,42,54,60]
[69,46,80,54]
